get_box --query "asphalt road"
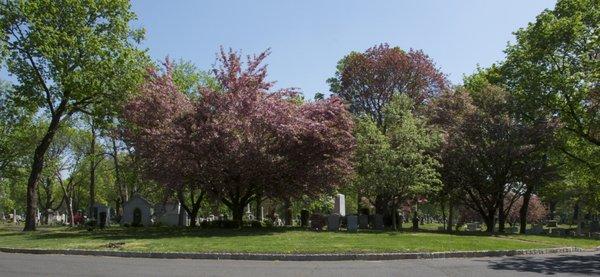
[0,251,598,277]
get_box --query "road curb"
[0,247,592,261]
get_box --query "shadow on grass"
[25,226,307,241]
[8,225,597,244]
[487,253,600,275]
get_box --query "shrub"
[263,219,274,228]
[250,220,263,228]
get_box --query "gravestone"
[373,214,384,230]
[467,223,478,232]
[346,215,358,232]
[13,209,17,224]
[327,214,341,231]
[358,214,369,229]
[530,223,544,234]
[310,213,325,231]
[334,194,345,216]
[507,226,519,234]
[551,228,566,236]
[300,210,310,227]
[590,221,600,232]
[547,220,558,228]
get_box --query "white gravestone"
[346,215,358,232]
[334,194,345,216]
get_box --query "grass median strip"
[0,225,598,254]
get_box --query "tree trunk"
[68,197,75,227]
[88,123,96,219]
[575,201,583,236]
[255,196,262,221]
[392,202,398,231]
[283,198,292,226]
[572,202,579,226]
[440,198,446,230]
[412,201,419,231]
[24,109,64,231]
[519,186,533,234]
[549,201,556,220]
[222,188,253,228]
[498,198,506,233]
[111,137,127,217]
[447,203,454,232]
[484,215,495,233]
[231,202,244,227]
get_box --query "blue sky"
[3,1,557,99]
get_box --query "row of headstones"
[307,213,386,231]
[461,220,600,235]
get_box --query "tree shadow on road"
[487,253,600,275]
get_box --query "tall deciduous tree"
[124,49,355,227]
[354,95,441,230]
[433,85,556,232]
[328,44,449,129]
[0,0,147,231]
[502,0,599,227]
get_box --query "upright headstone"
[300,210,310,227]
[327,214,341,231]
[358,214,369,229]
[530,223,544,234]
[373,214,384,230]
[310,213,325,231]
[590,221,600,232]
[334,194,345,216]
[346,215,358,232]
[467,223,478,232]
[13,209,17,224]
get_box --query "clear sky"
[2,1,558,99]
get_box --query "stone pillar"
[334,194,345,216]
[260,207,264,221]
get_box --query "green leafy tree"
[499,0,599,233]
[354,95,441,230]
[0,0,147,231]
[170,59,220,97]
[502,0,599,172]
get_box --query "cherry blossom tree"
[124,49,355,227]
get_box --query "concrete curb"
[0,247,593,261]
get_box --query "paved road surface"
[0,251,598,276]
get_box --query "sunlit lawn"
[0,224,598,254]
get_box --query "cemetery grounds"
[0,223,598,254]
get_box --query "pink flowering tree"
[507,195,548,226]
[122,61,208,226]
[124,49,355,226]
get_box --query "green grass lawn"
[0,224,598,254]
